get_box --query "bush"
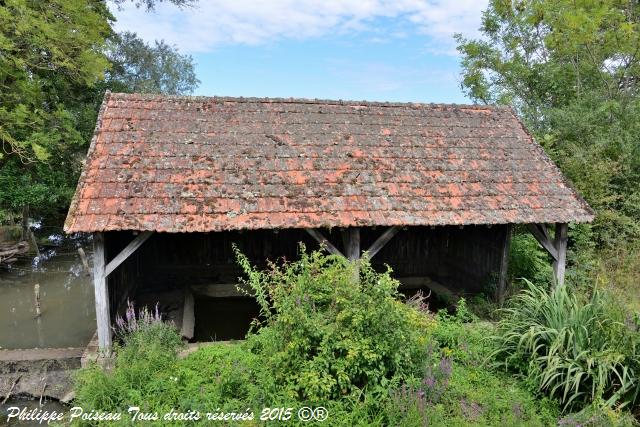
[491,280,640,412]
[235,245,435,401]
[388,310,559,426]
[74,304,183,417]
[509,231,553,287]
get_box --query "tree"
[0,0,112,221]
[0,0,200,222]
[111,0,196,11]
[0,0,111,164]
[456,0,640,246]
[106,31,200,95]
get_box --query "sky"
[110,1,489,104]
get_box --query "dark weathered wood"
[527,223,558,261]
[341,227,360,261]
[0,241,28,265]
[397,276,458,302]
[191,283,252,298]
[553,223,568,288]
[92,232,111,354]
[496,224,512,304]
[304,228,344,257]
[364,226,400,259]
[104,231,153,277]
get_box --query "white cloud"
[110,0,488,54]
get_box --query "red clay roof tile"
[64,92,594,233]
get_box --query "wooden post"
[181,288,195,340]
[78,247,90,275]
[496,224,512,304]
[34,283,41,317]
[305,228,344,257]
[93,232,112,354]
[553,223,568,288]
[341,228,360,261]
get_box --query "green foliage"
[509,231,553,286]
[235,246,435,401]
[388,304,559,426]
[456,0,640,247]
[74,294,558,426]
[0,0,111,163]
[386,364,559,427]
[0,1,200,220]
[492,280,640,412]
[74,322,183,416]
[106,31,200,95]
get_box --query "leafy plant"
[235,245,436,401]
[492,280,640,411]
[509,232,553,287]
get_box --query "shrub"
[387,318,559,426]
[235,245,435,401]
[74,304,183,418]
[509,232,553,287]
[491,280,640,411]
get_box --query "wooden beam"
[341,227,360,261]
[104,231,153,277]
[496,224,512,304]
[92,232,111,354]
[553,223,568,288]
[364,226,400,259]
[305,229,344,257]
[527,223,558,261]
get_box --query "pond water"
[0,231,96,350]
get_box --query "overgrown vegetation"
[74,250,563,426]
[235,245,433,401]
[492,281,640,413]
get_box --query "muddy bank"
[0,347,82,404]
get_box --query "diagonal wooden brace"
[104,231,153,277]
[305,228,344,257]
[364,226,400,259]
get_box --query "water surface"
[0,233,96,350]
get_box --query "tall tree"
[106,31,200,95]
[0,1,200,221]
[0,0,112,219]
[456,0,640,246]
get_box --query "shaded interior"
[105,225,508,341]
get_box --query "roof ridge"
[108,92,510,110]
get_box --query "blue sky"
[111,1,488,104]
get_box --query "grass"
[72,249,640,426]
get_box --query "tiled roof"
[64,92,594,233]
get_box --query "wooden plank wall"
[115,225,507,296]
[105,232,145,320]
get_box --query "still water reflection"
[0,234,96,350]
